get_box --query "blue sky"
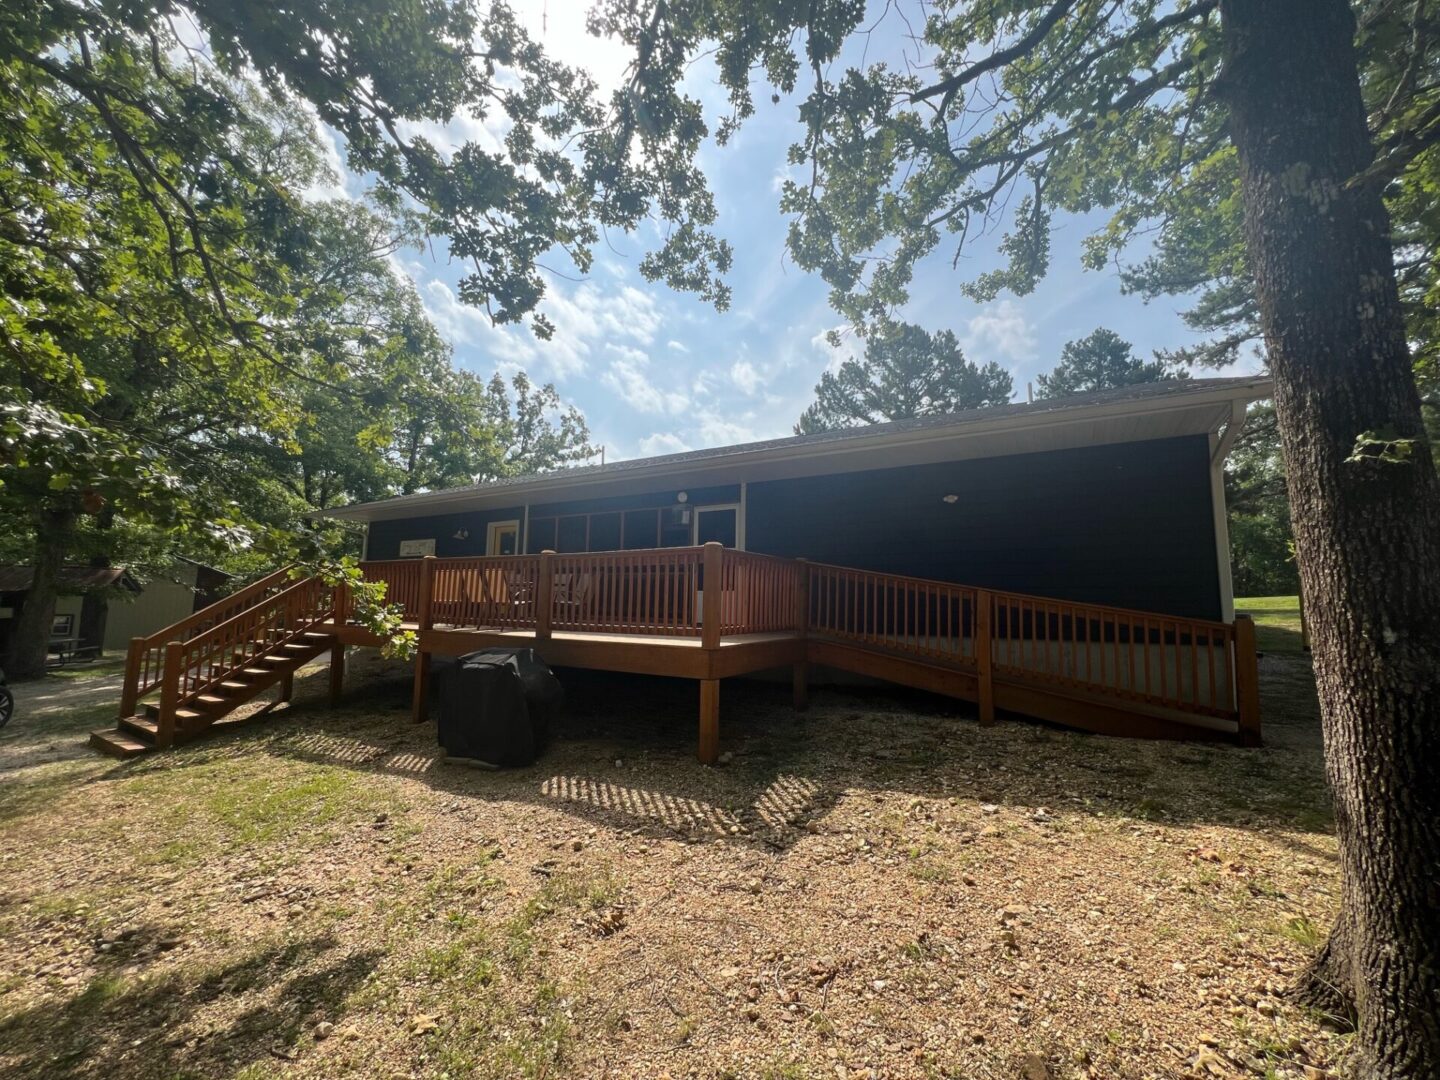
[319,1,1258,463]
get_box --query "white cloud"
[667,339,690,353]
[961,300,1038,364]
[406,261,664,381]
[637,432,693,457]
[695,408,760,448]
[601,346,690,415]
[810,326,860,374]
[730,359,764,395]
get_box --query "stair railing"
[119,566,295,717]
[153,576,334,746]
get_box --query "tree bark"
[1219,1,1440,1075]
[4,508,78,680]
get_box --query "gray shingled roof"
[329,375,1269,517]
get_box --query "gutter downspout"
[1209,399,1249,622]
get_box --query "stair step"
[193,694,229,710]
[90,729,151,759]
[118,714,159,739]
[300,632,333,643]
[218,680,254,694]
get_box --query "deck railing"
[547,547,704,637]
[347,544,1259,738]
[119,566,296,717]
[806,561,979,667]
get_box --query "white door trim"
[486,519,521,556]
[691,502,744,550]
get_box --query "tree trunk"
[4,509,77,680]
[1219,1,1440,1075]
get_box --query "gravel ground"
[0,641,1344,1080]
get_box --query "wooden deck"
[92,544,1261,761]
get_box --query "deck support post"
[119,636,145,718]
[699,679,720,765]
[701,542,723,650]
[793,558,810,711]
[536,550,554,641]
[328,644,346,707]
[412,652,431,724]
[792,662,809,712]
[279,672,294,704]
[157,640,182,749]
[1234,615,1262,746]
[975,589,995,727]
[412,555,437,724]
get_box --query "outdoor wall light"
[942,494,960,504]
[452,528,470,540]
[676,491,689,503]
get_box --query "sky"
[318,0,1258,464]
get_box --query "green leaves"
[795,321,1014,433]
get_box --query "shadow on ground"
[87,646,1331,854]
[0,931,379,1080]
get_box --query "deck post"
[157,640,182,749]
[412,556,437,725]
[279,672,294,704]
[975,589,995,727]
[536,550,554,641]
[701,542,723,650]
[793,558,810,710]
[1233,614,1262,746]
[411,651,431,724]
[119,636,145,718]
[417,555,437,632]
[699,679,720,764]
[328,643,346,707]
[333,579,350,627]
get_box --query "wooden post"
[412,556,437,725]
[411,650,431,725]
[328,643,346,707]
[333,580,350,627]
[157,641,182,749]
[795,558,810,633]
[417,555,437,632]
[536,550,554,641]
[701,542,723,650]
[119,636,145,718]
[792,662,809,712]
[975,589,995,727]
[1234,614,1262,746]
[279,671,294,704]
[699,679,720,764]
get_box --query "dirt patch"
[0,647,1342,1079]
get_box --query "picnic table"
[47,638,101,666]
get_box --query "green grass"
[1236,595,1306,655]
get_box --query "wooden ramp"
[92,545,1261,762]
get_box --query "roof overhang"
[326,377,1273,524]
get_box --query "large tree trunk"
[4,508,77,680]
[1219,1,1440,1075]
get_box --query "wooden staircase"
[90,572,337,759]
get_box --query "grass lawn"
[1235,597,1305,656]
[0,611,1343,1079]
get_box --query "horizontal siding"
[745,435,1221,620]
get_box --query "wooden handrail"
[118,566,297,717]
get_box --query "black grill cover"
[437,649,562,767]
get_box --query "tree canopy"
[795,323,1013,433]
[1035,328,1180,399]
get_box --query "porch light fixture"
[942,494,960,504]
[452,528,470,540]
[676,491,688,503]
